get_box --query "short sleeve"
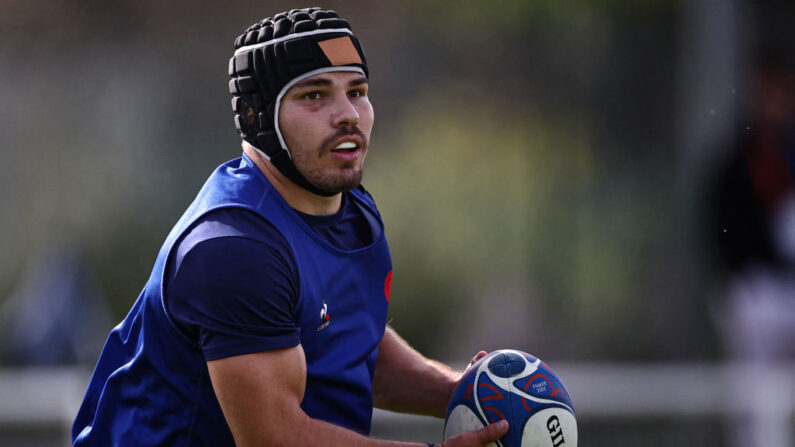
[165,210,301,361]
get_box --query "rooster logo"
[317,299,331,332]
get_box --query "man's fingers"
[467,351,488,369]
[440,419,509,446]
[475,419,509,443]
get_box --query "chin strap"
[251,131,337,197]
[270,148,337,197]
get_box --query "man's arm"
[208,345,402,447]
[208,344,507,447]
[373,326,464,418]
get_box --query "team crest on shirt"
[317,299,331,332]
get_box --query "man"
[709,50,795,447]
[72,8,508,447]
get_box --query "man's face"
[278,70,374,194]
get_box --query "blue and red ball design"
[444,350,577,447]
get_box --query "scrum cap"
[229,8,369,196]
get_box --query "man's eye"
[303,92,322,100]
[349,89,365,98]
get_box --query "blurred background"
[1,0,794,445]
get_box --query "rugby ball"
[444,349,577,447]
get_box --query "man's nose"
[331,94,359,128]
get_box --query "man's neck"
[243,143,342,216]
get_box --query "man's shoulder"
[192,206,280,238]
[174,207,290,265]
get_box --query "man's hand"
[434,420,509,447]
[448,350,488,402]
[434,351,504,447]
[465,351,488,371]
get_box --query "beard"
[298,161,364,194]
[289,127,368,194]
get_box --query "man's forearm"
[294,409,508,447]
[373,326,460,418]
[292,416,428,447]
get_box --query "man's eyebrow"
[291,75,368,91]
[292,78,333,89]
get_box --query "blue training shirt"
[163,192,377,361]
[72,154,392,446]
